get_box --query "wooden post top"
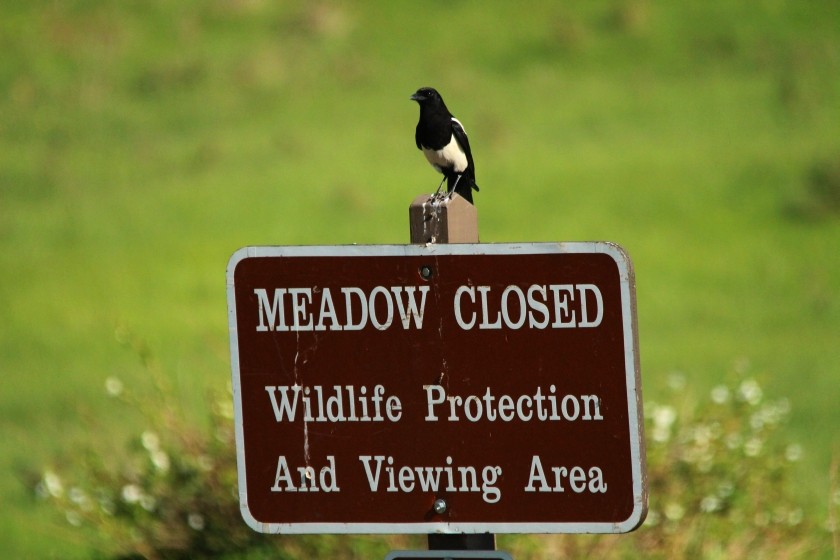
[409,193,479,244]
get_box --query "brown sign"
[226,243,646,534]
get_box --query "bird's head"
[410,87,444,108]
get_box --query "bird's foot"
[433,176,446,196]
[447,174,463,199]
[429,177,448,203]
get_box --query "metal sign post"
[385,551,513,560]
[409,195,493,553]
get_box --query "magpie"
[410,87,479,204]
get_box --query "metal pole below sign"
[427,534,495,552]
[385,550,513,560]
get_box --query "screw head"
[433,498,447,514]
[419,265,433,279]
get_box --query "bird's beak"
[410,92,422,101]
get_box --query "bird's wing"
[451,118,476,181]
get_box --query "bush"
[33,350,836,559]
[31,336,410,560]
[627,371,821,558]
[506,369,835,559]
[34,369,281,558]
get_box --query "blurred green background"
[2,0,839,557]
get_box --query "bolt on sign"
[226,243,646,534]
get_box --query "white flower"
[654,405,676,427]
[69,487,93,511]
[693,425,713,447]
[141,431,160,452]
[105,376,124,397]
[69,487,84,502]
[738,379,763,406]
[710,385,729,404]
[140,494,157,512]
[151,450,170,472]
[121,484,142,504]
[651,405,677,443]
[188,513,206,531]
[700,495,722,513]
[744,437,762,457]
[785,444,803,462]
[43,470,64,498]
[753,402,785,428]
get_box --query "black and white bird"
[410,87,479,204]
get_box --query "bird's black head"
[410,87,444,107]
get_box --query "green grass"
[2,1,839,557]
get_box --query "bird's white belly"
[422,134,467,174]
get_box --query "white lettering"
[453,285,476,330]
[454,283,605,331]
[341,287,368,331]
[424,386,604,424]
[254,288,288,332]
[477,286,502,329]
[527,285,550,328]
[524,456,607,494]
[577,284,604,327]
[358,455,502,504]
[288,288,313,331]
[424,385,445,421]
[265,385,301,421]
[525,454,549,492]
[392,286,430,329]
[501,285,527,329]
[549,284,576,328]
[314,288,341,331]
[368,286,394,330]
[267,385,402,423]
[271,455,339,492]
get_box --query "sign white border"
[227,242,646,535]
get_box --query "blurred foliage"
[30,334,416,559]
